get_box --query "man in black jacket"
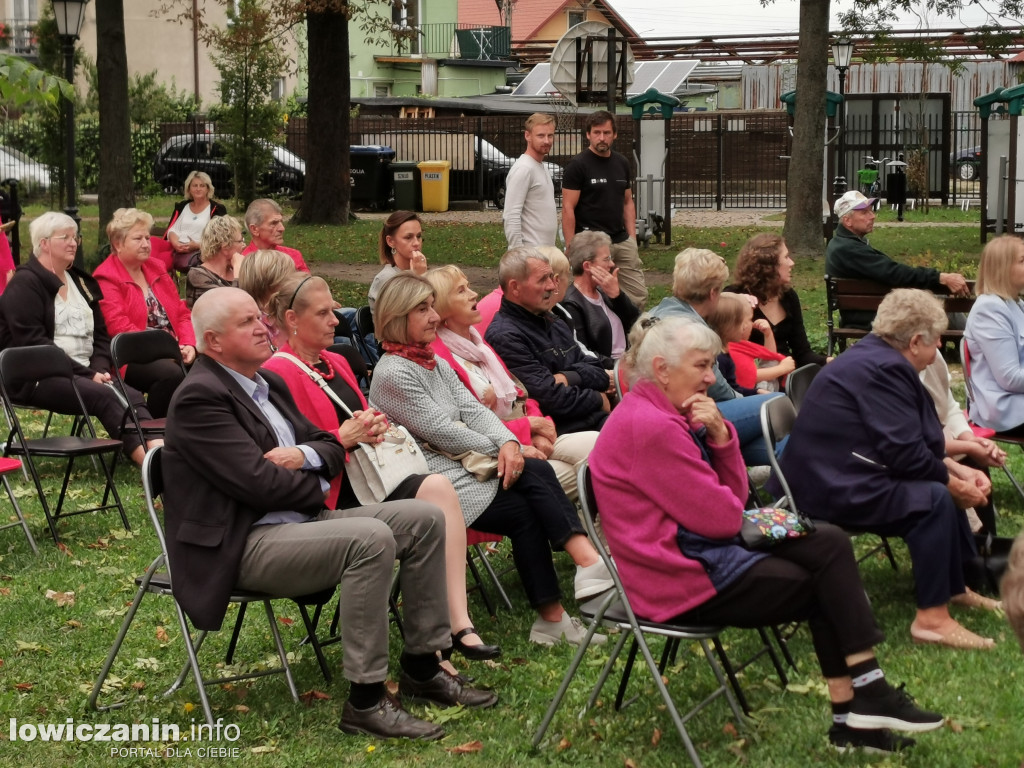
[486,247,612,433]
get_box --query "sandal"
[910,622,995,650]
[951,588,1004,612]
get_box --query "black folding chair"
[0,346,128,543]
[89,448,302,726]
[784,362,822,412]
[533,462,749,768]
[760,395,898,570]
[110,330,187,448]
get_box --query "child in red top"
[709,292,795,393]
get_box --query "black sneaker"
[847,683,944,733]
[829,724,916,754]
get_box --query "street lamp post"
[52,0,89,268]
[831,37,854,223]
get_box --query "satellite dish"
[549,20,635,106]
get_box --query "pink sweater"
[589,379,749,622]
[93,254,196,345]
[262,345,365,510]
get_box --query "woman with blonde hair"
[165,170,228,272]
[964,234,1024,432]
[93,207,194,417]
[651,247,780,466]
[426,264,598,499]
[371,273,614,647]
[185,215,245,308]
[237,249,299,348]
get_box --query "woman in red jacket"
[93,208,195,417]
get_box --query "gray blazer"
[964,293,1024,432]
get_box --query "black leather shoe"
[339,695,445,740]
[450,627,502,661]
[399,669,499,709]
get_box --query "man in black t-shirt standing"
[561,111,646,309]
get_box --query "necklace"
[309,352,336,380]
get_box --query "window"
[374,84,391,98]
[568,10,585,29]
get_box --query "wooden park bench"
[825,275,976,356]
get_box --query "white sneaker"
[530,612,608,646]
[574,561,614,600]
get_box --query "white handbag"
[272,352,428,505]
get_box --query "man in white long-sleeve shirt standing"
[503,113,558,248]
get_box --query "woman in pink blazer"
[93,208,194,417]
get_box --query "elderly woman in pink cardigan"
[425,265,597,501]
[588,314,945,756]
[253,271,499,664]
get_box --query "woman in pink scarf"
[425,265,596,500]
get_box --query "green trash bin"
[392,161,421,211]
[418,160,451,213]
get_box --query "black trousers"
[471,457,585,609]
[125,359,186,419]
[24,375,152,455]
[670,523,885,679]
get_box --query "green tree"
[211,0,287,207]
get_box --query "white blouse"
[53,277,95,367]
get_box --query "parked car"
[153,134,306,197]
[0,145,51,192]
[361,130,562,208]
[950,146,981,181]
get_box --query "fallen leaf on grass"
[278,617,294,627]
[556,737,571,752]
[45,589,76,607]
[949,719,963,734]
[722,722,739,738]
[385,680,399,696]
[0,588,10,596]
[131,681,146,691]
[299,689,331,706]
[250,745,278,755]
[14,683,32,692]
[155,626,169,643]
[446,740,483,754]
[625,759,638,768]
[87,538,110,550]
[15,641,50,655]
[651,727,662,746]
[64,620,82,630]
[234,705,250,714]
[56,542,72,557]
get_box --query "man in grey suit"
[163,287,495,742]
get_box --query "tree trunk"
[95,0,135,243]
[782,0,830,260]
[292,8,350,225]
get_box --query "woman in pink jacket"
[93,208,194,417]
[588,315,945,755]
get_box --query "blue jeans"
[718,393,782,466]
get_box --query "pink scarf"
[437,326,518,418]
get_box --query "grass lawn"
[1,211,1022,767]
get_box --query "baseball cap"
[834,190,877,218]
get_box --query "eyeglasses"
[50,233,82,246]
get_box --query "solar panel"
[513,63,554,97]
[513,61,699,98]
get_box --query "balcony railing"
[0,19,38,57]
[387,23,511,61]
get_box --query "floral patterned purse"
[739,507,815,551]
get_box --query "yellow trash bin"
[417,160,451,212]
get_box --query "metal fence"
[0,108,986,211]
